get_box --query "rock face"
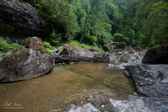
[0,0,47,37]
[142,44,168,64]
[126,64,168,98]
[0,37,55,82]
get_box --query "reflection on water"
[0,63,136,112]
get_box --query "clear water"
[0,63,136,112]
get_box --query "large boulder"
[126,64,168,98]
[71,45,93,58]
[0,0,47,37]
[0,48,55,82]
[59,44,94,58]
[0,37,55,82]
[142,44,168,64]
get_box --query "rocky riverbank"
[66,44,168,112]
[0,37,168,111]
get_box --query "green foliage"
[24,0,168,48]
[0,37,23,52]
[45,48,52,54]
[49,30,62,46]
[69,40,103,52]
[43,41,55,54]
[85,34,97,44]
[114,33,124,42]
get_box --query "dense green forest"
[24,0,168,48]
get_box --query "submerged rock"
[142,44,168,64]
[0,48,55,82]
[126,64,168,98]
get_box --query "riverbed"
[0,63,136,112]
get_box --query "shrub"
[85,34,98,43]
[69,40,103,52]
[49,30,62,46]
[43,41,56,54]
[45,48,52,54]
[0,37,23,52]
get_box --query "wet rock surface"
[67,95,168,112]
[108,49,145,69]
[109,95,168,112]
[126,64,168,98]
[142,44,168,64]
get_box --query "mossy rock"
[0,48,55,82]
[25,37,45,53]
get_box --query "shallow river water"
[0,63,136,112]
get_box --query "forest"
[21,0,168,49]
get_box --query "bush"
[45,48,52,54]
[43,41,52,49]
[43,41,56,54]
[85,34,98,43]
[0,37,23,52]
[49,30,62,46]
[69,40,103,52]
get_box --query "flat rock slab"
[126,64,168,98]
[67,95,168,112]
[110,95,168,112]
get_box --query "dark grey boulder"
[0,0,47,37]
[126,64,168,98]
[142,44,168,64]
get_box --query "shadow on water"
[0,62,136,112]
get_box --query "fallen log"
[53,55,109,63]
